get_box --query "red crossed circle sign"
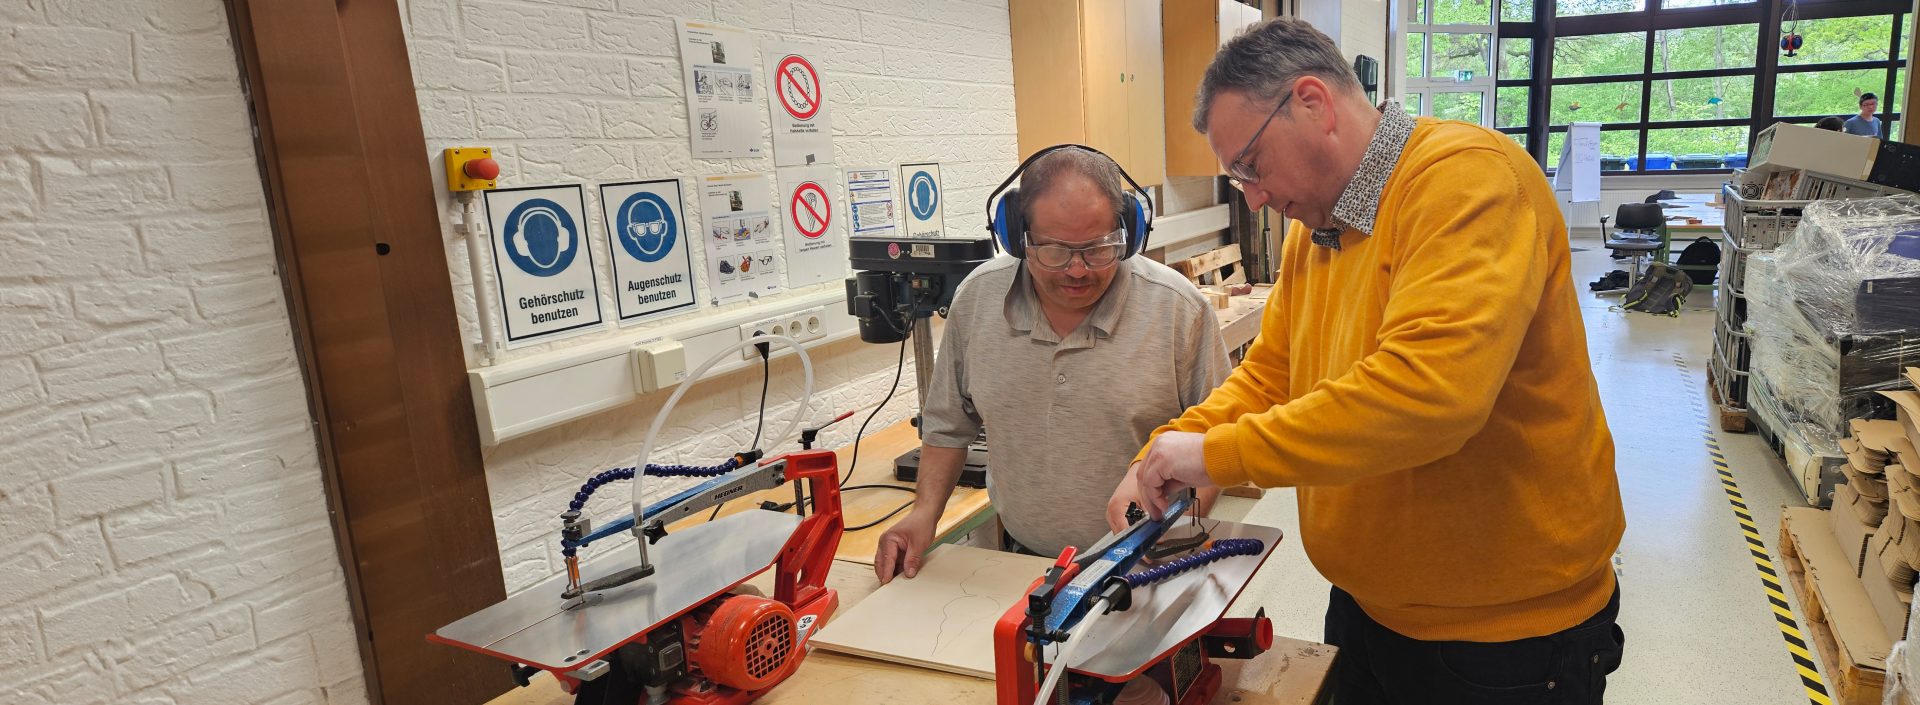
[790,182,831,239]
[776,55,821,121]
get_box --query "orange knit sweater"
[1145,118,1625,642]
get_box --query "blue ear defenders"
[984,144,1154,260]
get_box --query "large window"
[1486,0,1908,172]
[1404,0,1498,122]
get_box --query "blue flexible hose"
[1123,538,1265,588]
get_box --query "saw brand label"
[484,184,607,347]
[712,484,747,501]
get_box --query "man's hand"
[1107,463,1148,532]
[1135,431,1216,519]
[873,507,940,584]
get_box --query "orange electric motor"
[685,595,800,692]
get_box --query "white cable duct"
[630,335,815,521]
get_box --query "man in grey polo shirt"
[874,148,1230,582]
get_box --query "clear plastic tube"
[630,335,814,521]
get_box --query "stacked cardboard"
[1854,369,1920,639]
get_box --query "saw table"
[485,558,1335,705]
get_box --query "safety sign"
[845,167,897,238]
[483,184,605,347]
[699,174,783,304]
[678,20,762,159]
[779,166,846,287]
[599,178,699,325]
[901,162,945,238]
[765,42,833,167]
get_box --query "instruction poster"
[765,42,833,167]
[482,185,606,347]
[677,20,762,159]
[598,178,699,325]
[845,167,897,238]
[901,162,946,238]
[698,174,782,304]
[778,166,846,287]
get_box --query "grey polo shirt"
[921,255,1229,556]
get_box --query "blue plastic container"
[1675,153,1724,169]
[1723,153,1749,168]
[1642,153,1676,170]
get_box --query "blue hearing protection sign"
[599,178,698,325]
[483,184,606,347]
[901,162,944,238]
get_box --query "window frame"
[1494,0,1907,173]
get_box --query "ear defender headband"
[510,204,573,268]
[984,144,1153,261]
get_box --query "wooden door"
[1011,0,1091,158]
[1126,0,1168,186]
[224,1,509,703]
[1080,0,1133,167]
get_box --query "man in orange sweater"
[1129,19,1627,704]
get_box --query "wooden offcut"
[810,544,1055,678]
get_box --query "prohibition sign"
[776,55,822,121]
[790,181,831,239]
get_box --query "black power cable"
[710,350,772,523]
[844,315,916,489]
[846,499,917,532]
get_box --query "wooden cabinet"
[1009,0,1167,187]
[1163,0,1266,176]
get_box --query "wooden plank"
[1169,245,1241,281]
[226,1,506,703]
[667,420,993,564]
[487,559,1335,705]
[811,544,1056,678]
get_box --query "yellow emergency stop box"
[444,146,497,192]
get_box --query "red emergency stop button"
[463,157,500,180]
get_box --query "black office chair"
[1596,203,1668,295]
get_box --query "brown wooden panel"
[1010,0,1092,158]
[223,1,509,704]
[1164,0,1227,176]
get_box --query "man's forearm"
[911,444,969,513]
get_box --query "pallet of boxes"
[1783,370,1920,704]
[1745,180,1920,506]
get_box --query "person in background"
[1844,93,1883,137]
[871,147,1229,583]
[1816,116,1845,131]
[1128,18,1626,704]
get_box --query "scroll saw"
[995,491,1283,705]
[431,449,843,704]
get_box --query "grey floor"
[1217,240,1821,703]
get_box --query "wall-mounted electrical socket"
[737,305,829,359]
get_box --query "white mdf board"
[810,544,1054,679]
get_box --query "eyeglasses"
[627,219,667,239]
[1225,86,1295,191]
[1026,230,1126,271]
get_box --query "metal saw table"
[485,557,1335,705]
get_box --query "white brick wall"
[0,2,363,704]
[408,0,1018,594]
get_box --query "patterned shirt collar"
[1310,100,1417,250]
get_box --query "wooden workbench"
[488,559,1336,705]
[667,419,995,564]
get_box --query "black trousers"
[1324,585,1624,705]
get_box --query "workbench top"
[487,558,1334,705]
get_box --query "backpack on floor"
[1675,236,1722,285]
[1621,262,1692,317]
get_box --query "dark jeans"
[1324,585,1624,705]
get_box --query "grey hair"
[1019,147,1127,230]
[1193,17,1360,134]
